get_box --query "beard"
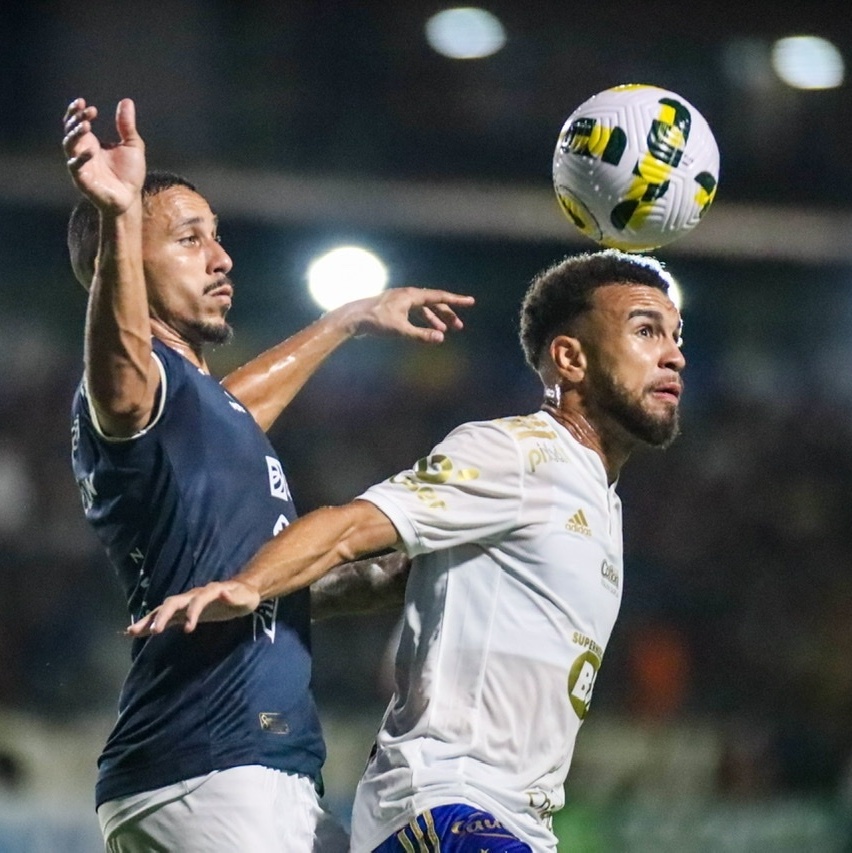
[588,362,681,449]
[185,317,234,347]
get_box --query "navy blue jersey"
[71,339,325,807]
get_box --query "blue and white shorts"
[373,804,533,852]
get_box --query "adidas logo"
[565,509,592,537]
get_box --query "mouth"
[649,381,682,404]
[205,280,233,305]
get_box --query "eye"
[179,234,200,246]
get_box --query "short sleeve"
[359,420,525,556]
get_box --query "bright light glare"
[668,279,683,312]
[771,36,845,90]
[306,246,389,312]
[425,7,506,59]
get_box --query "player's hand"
[339,287,475,344]
[62,97,145,214]
[126,580,262,637]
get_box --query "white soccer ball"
[552,84,720,252]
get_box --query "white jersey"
[350,411,624,852]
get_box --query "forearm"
[84,203,156,432]
[310,550,410,621]
[221,306,360,432]
[237,500,401,600]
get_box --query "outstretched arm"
[63,98,158,438]
[127,499,400,635]
[221,288,474,432]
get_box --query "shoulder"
[492,412,562,443]
[420,414,551,481]
[442,412,560,452]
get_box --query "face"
[141,186,235,346]
[580,283,685,448]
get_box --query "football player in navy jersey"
[62,96,473,853]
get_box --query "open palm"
[62,97,145,213]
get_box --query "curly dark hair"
[66,171,198,290]
[519,249,675,369]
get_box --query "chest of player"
[507,448,624,645]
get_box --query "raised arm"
[221,288,474,432]
[63,98,158,438]
[127,499,400,635]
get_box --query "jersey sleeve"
[359,420,525,556]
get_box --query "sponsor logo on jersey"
[412,454,479,485]
[265,456,292,501]
[71,415,80,453]
[600,559,620,593]
[527,790,557,820]
[77,472,97,513]
[389,454,479,511]
[258,712,289,734]
[500,414,557,440]
[253,597,278,642]
[528,440,570,473]
[572,631,604,659]
[450,815,509,837]
[565,508,592,536]
[569,649,601,719]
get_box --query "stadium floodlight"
[306,245,389,312]
[425,7,506,59]
[772,36,844,90]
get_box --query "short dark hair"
[519,249,675,370]
[67,170,198,290]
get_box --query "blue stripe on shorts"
[372,803,533,852]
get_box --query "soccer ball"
[552,84,719,252]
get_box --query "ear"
[549,334,586,383]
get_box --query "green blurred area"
[553,796,851,852]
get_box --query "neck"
[541,400,630,484]
[151,318,209,372]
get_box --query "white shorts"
[97,765,349,852]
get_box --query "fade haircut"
[66,171,198,291]
[519,248,676,370]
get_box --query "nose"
[663,339,686,372]
[208,238,233,275]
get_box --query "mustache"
[203,276,233,295]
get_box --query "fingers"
[405,326,445,344]
[125,608,159,637]
[115,98,142,147]
[125,582,259,638]
[422,302,469,332]
[410,289,475,309]
[397,287,472,322]
[406,289,473,332]
[126,592,193,637]
[63,98,98,134]
[62,98,98,163]
[182,584,226,631]
[62,97,143,166]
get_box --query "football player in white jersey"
[130,249,685,851]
